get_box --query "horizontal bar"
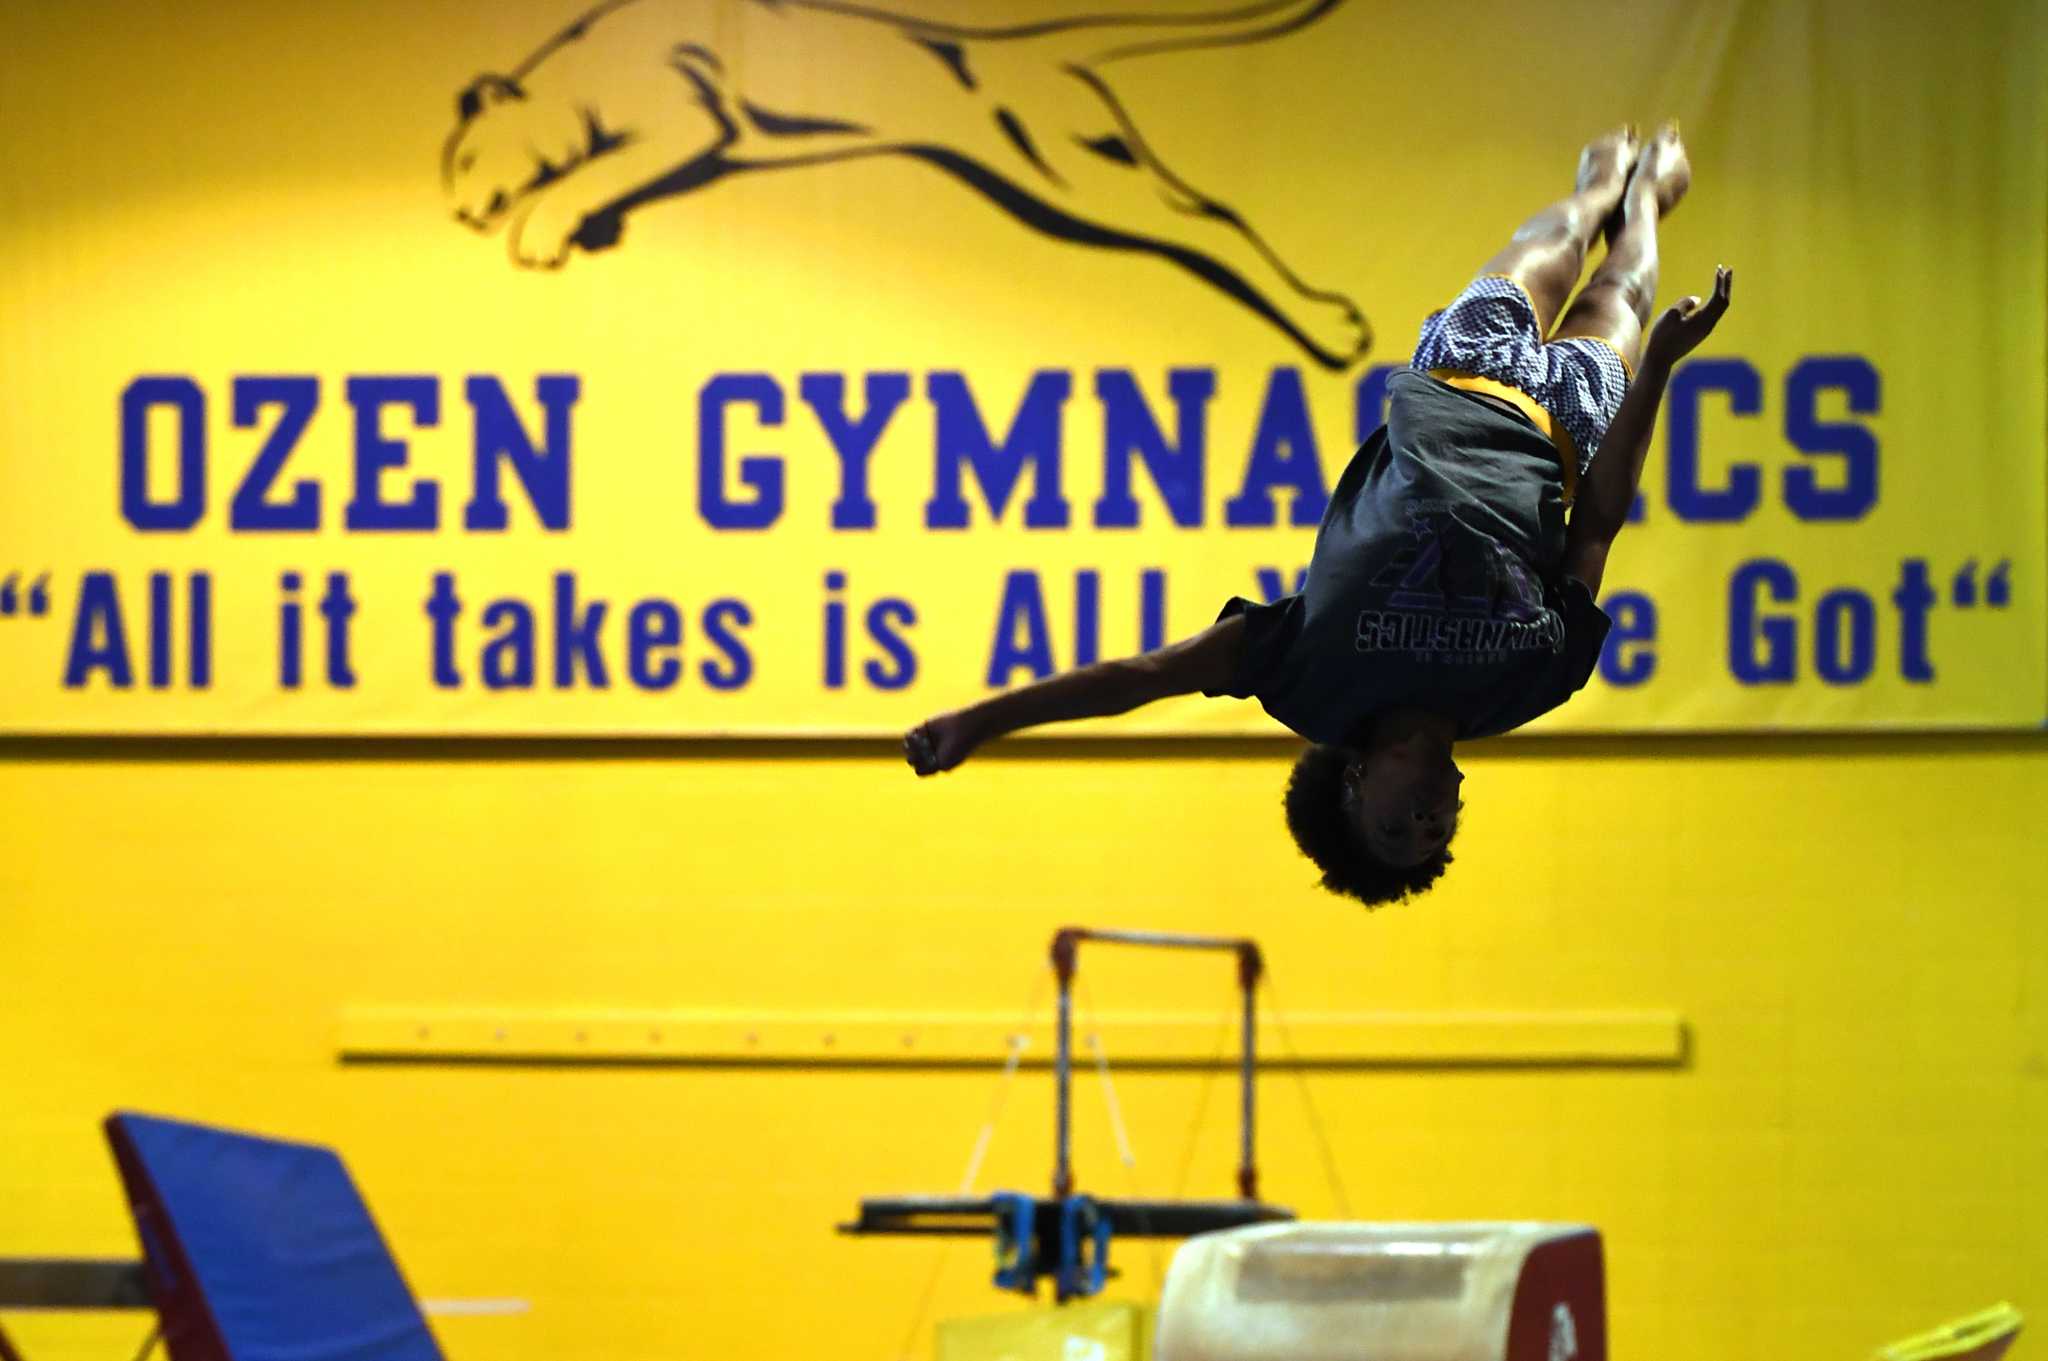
[0,1262,522,1320]
[840,1195,1294,1239]
[339,1008,1684,1067]
[1067,929,1254,952]
[0,1260,147,1309]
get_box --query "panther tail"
[919,0,1344,68]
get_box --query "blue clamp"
[989,1192,1114,1299]
[991,1192,1038,1295]
[1057,1194,1111,1301]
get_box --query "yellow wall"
[2,737,2042,1360]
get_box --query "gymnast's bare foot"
[1634,120,1691,218]
[904,711,983,776]
[1577,124,1640,206]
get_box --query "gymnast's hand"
[904,711,984,776]
[1644,265,1732,368]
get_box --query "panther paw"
[509,201,582,271]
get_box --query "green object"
[1876,1304,2024,1361]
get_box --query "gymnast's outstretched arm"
[1562,266,1732,596]
[902,615,1247,776]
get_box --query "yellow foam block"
[1156,1222,1605,1361]
[936,1300,1151,1361]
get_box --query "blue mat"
[106,1112,443,1361]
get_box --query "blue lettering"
[1814,588,1875,684]
[344,376,441,531]
[1729,558,1798,683]
[1892,558,1935,683]
[121,377,206,532]
[1093,368,1212,528]
[987,570,1055,685]
[628,600,683,691]
[1225,368,1326,527]
[1598,591,1658,687]
[280,572,304,689]
[823,570,848,689]
[864,599,918,690]
[1140,568,1167,651]
[698,374,786,531]
[426,573,463,688]
[1783,357,1879,522]
[1667,359,1762,523]
[1072,570,1100,667]
[317,573,353,688]
[480,600,536,689]
[464,375,578,531]
[701,599,753,690]
[551,572,609,688]
[801,372,909,531]
[63,573,133,688]
[927,371,1072,529]
[148,573,173,689]
[190,573,212,688]
[229,377,320,531]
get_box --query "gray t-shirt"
[1209,371,1610,744]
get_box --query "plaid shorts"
[1411,274,1630,473]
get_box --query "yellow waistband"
[1428,369,1580,505]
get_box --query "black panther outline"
[441,0,1371,368]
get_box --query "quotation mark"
[1950,559,2012,609]
[0,572,51,618]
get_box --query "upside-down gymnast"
[904,124,1732,906]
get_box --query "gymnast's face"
[1347,740,1463,868]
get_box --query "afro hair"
[1283,743,1453,907]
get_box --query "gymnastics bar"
[1048,927,1264,1202]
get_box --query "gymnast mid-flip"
[904,124,1732,906]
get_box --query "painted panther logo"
[440,0,1371,368]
